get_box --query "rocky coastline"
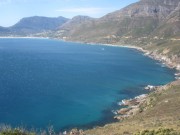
[64,40,180,122]
[64,41,180,135]
[114,94,148,120]
[66,79,180,135]
[119,45,180,72]
[112,44,180,122]
[85,43,180,123]
[84,42,180,72]
[62,40,180,135]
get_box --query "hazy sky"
[0,0,138,27]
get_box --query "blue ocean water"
[0,38,175,131]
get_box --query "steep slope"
[60,16,94,30]
[152,2,180,38]
[141,3,180,67]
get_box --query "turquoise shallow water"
[0,38,175,131]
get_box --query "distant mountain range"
[0,0,179,64]
[0,16,69,36]
[1,0,179,40]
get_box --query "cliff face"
[103,0,179,20]
[152,2,180,38]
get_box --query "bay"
[0,38,175,131]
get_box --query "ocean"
[0,38,175,131]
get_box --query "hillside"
[83,80,180,135]
[49,15,95,39]
[55,0,180,42]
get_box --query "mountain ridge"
[55,0,180,42]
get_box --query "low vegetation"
[135,128,180,135]
[84,81,180,135]
[0,127,35,135]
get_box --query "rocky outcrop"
[68,129,84,135]
[114,80,180,121]
[115,94,148,120]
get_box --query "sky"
[0,0,138,27]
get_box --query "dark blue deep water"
[0,38,175,131]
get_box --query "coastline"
[85,42,180,72]
[86,42,180,121]
[70,40,180,128]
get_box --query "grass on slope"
[145,40,180,59]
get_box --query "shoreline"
[85,42,180,72]
[90,42,180,121]
[61,38,179,72]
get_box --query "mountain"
[152,2,180,38]
[55,0,180,43]
[0,27,10,36]
[0,16,69,36]
[60,15,95,29]
[50,15,95,39]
